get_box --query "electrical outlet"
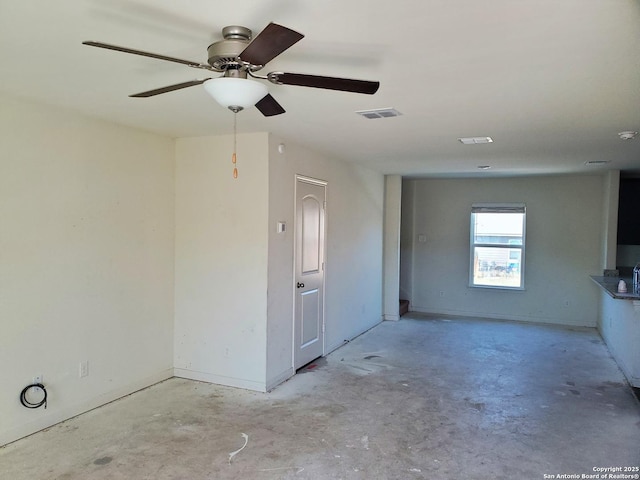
[32,374,42,393]
[79,361,89,378]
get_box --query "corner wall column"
[383,175,402,320]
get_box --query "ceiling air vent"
[458,136,493,145]
[618,131,637,140]
[356,108,402,119]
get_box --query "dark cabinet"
[617,178,640,245]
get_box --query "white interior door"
[294,176,326,369]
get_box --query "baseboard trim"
[409,306,595,328]
[265,367,295,392]
[173,368,266,392]
[1,369,173,447]
[325,319,383,356]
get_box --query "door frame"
[293,175,328,369]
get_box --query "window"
[470,204,526,289]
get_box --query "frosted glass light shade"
[203,77,268,110]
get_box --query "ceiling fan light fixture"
[203,77,268,111]
[83,23,380,117]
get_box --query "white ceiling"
[2,0,639,177]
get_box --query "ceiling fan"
[83,22,380,116]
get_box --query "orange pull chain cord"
[232,154,237,178]
[232,112,238,179]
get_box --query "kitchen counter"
[593,275,640,388]
[590,275,640,300]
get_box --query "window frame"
[469,203,526,291]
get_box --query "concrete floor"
[2,314,639,479]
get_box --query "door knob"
[297,282,305,288]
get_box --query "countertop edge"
[590,276,640,300]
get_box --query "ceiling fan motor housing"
[207,26,252,72]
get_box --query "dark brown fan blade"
[255,94,286,116]
[129,79,210,98]
[238,23,304,66]
[82,41,213,70]
[271,72,380,94]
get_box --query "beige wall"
[401,175,605,326]
[174,133,385,392]
[1,96,385,444]
[0,94,175,445]
[174,133,270,391]
[383,175,402,321]
[266,136,385,388]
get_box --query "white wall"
[0,94,175,446]
[399,180,416,303]
[400,175,605,327]
[174,133,270,391]
[266,136,385,388]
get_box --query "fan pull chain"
[232,112,238,179]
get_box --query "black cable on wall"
[20,383,47,409]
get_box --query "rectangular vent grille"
[356,108,402,119]
[458,136,494,145]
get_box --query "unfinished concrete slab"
[2,314,639,479]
